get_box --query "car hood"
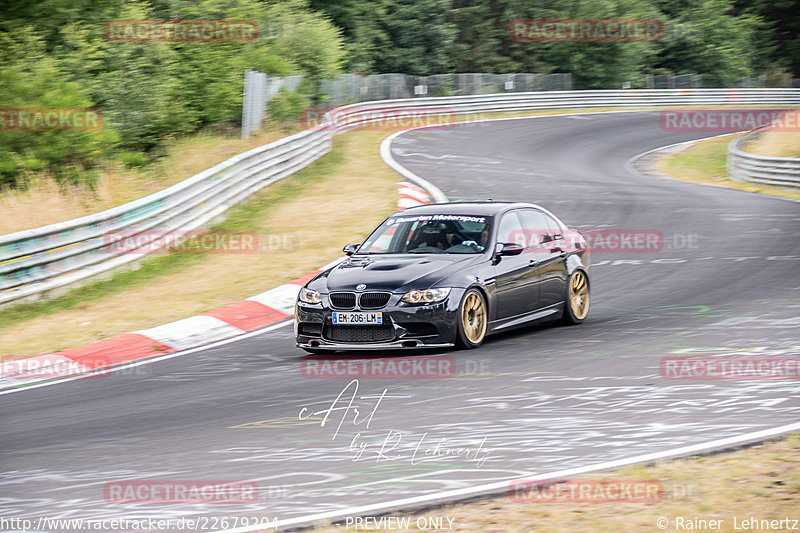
[313,254,483,292]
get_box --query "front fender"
[566,250,589,276]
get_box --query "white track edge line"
[0,320,293,396]
[380,131,448,203]
[380,110,669,206]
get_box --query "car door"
[493,211,539,320]
[518,209,569,310]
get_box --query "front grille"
[298,322,322,337]
[359,291,392,309]
[324,325,395,343]
[329,292,356,309]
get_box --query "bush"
[0,29,116,187]
[268,89,310,123]
[117,151,147,168]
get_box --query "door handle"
[529,259,538,266]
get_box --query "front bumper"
[295,290,464,351]
[296,340,454,350]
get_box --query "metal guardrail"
[2,88,800,306]
[324,89,800,126]
[727,129,800,188]
[0,128,331,305]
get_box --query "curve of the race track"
[2,111,799,530]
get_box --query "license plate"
[332,312,383,325]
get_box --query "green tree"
[0,29,116,187]
[57,1,196,152]
[655,0,763,86]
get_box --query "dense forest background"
[1,0,798,187]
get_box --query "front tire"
[456,288,488,349]
[560,269,590,325]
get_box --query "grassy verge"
[312,433,800,532]
[658,134,800,201]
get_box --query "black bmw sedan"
[295,202,590,352]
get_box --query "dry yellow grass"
[747,132,800,158]
[312,433,800,532]
[745,109,800,158]
[0,129,396,357]
[0,127,297,235]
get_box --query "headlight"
[401,288,451,304]
[299,287,322,304]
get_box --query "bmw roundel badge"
[356,283,367,291]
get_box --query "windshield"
[358,214,492,254]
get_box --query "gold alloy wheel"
[461,291,487,344]
[569,270,590,320]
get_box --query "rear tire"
[560,269,590,325]
[456,288,488,349]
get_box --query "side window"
[518,209,552,247]
[543,213,563,241]
[496,212,525,247]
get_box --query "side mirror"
[342,243,360,256]
[496,243,524,256]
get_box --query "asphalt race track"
[3,111,800,529]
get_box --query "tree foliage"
[312,0,796,89]
[0,0,344,187]
[1,0,797,189]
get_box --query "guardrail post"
[242,69,254,140]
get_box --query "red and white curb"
[1,179,437,390]
[397,181,431,209]
[0,259,343,389]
